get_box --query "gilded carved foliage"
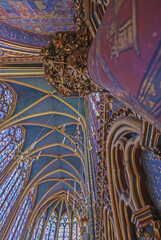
[41,0,101,96]
[41,29,101,96]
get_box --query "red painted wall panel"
[88,0,161,128]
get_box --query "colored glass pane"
[72,215,80,240]
[0,84,3,97]
[31,211,46,240]
[0,126,24,172]
[0,160,29,232]
[89,93,100,118]
[25,222,33,240]
[43,211,57,240]
[142,150,161,211]
[0,83,13,120]
[58,213,69,240]
[88,93,102,173]
[7,187,35,240]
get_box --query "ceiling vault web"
[0,75,89,238]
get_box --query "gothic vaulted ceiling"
[0,75,88,232]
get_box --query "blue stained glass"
[31,211,46,240]
[89,93,100,117]
[15,128,22,141]
[9,127,15,136]
[0,83,13,120]
[58,213,69,240]
[72,223,77,239]
[0,111,5,119]
[58,225,64,239]
[0,101,8,113]
[0,142,16,170]
[0,84,3,97]
[0,160,29,232]
[0,128,9,140]
[0,135,11,150]
[6,187,35,240]
[43,211,57,240]
[0,126,23,172]
[4,89,13,105]
[64,224,69,239]
[44,224,50,239]
[50,223,57,239]
[72,215,80,240]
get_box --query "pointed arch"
[43,211,58,240]
[0,81,17,122]
[5,187,36,240]
[72,213,81,240]
[0,160,30,232]
[31,211,47,240]
[58,211,70,240]
[0,125,25,173]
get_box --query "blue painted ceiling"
[2,76,86,217]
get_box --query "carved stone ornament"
[92,0,109,7]
[0,49,42,65]
[41,29,101,96]
[41,0,102,96]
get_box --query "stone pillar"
[87,0,161,129]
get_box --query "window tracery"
[72,214,80,240]
[0,82,17,121]
[42,211,80,240]
[0,126,25,172]
[31,211,46,240]
[43,211,57,240]
[0,160,29,232]
[7,187,35,240]
[58,212,69,240]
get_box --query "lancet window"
[0,82,17,121]
[31,211,46,240]
[0,126,25,172]
[43,211,79,240]
[89,92,101,118]
[72,214,80,240]
[7,187,36,240]
[0,160,29,232]
[58,212,69,240]
[43,211,57,240]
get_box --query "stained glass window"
[0,160,29,232]
[31,211,46,240]
[43,211,57,240]
[72,214,80,240]
[0,126,24,172]
[88,93,101,171]
[25,222,34,240]
[7,187,35,240]
[58,212,69,240]
[0,82,16,121]
[89,92,101,118]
